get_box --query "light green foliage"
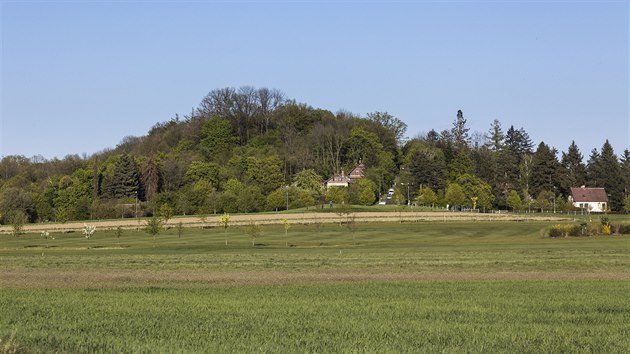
[325,187,348,205]
[246,221,262,246]
[506,190,522,211]
[290,188,315,209]
[9,210,27,237]
[145,216,163,237]
[351,179,377,206]
[222,179,242,194]
[293,169,323,199]
[282,219,290,247]
[237,185,266,213]
[158,204,174,223]
[535,190,554,212]
[391,186,405,205]
[624,195,630,213]
[244,155,284,194]
[200,116,238,160]
[185,161,220,187]
[455,174,495,210]
[445,183,465,208]
[219,212,230,245]
[414,186,437,207]
[266,188,287,211]
[220,191,239,213]
[344,127,383,167]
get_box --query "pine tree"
[409,149,446,192]
[560,141,587,195]
[103,154,140,199]
[505,125,533,160]
[451,110,470,149]
[620,149,630,197]
[485,119,505,152]
[530,142,562,198]
[586,148,602,186]
[595,141,624,211]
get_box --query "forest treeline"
[1,86,629,224]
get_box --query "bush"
[548,224,567,237]
[613,223,630,235]
[549,222,630,237]
[567,224,583,237]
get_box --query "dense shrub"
[549,222,630,237]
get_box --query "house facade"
[568,186,608,213]
[324,162,365,188]
[324,171,351,188]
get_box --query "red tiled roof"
[570,187,608,203]
[349,163,365,179]
[325,175,351,184]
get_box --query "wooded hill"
[1,86,629,224]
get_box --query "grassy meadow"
[1,219,629,352]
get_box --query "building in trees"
[324,162,365,188]
[568,187,608,213]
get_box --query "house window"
[602,203,607,210]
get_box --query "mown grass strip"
[1,281,629,353]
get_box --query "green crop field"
[1,220,629,352]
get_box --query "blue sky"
[1,1,628,159]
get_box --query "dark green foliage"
[102,154,140,199]
[588,141,624,211]
[409,149,446,192]
[485,119,505,152]
[560,141,587,194]
[451,110,470,149]
[530,142,562,198]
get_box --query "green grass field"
[1,220,629,352]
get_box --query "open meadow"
[1,217,629,352]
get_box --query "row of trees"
[1,86,629,225]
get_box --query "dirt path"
[0,212,570,234]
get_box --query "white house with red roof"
[568,186,608,213]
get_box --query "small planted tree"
[282,218,290,247]
[247,220,262,247]
[9,211,27,238]
[159,204,174,225]
[219,213,230,246]
[116,226,123,247]
[145,215,164,244]
[82,224,96,239]
[506,190,522,212]
[176,221,184,238]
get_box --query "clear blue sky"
[1,1,628,159]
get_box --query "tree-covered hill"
[1,86,629,224]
